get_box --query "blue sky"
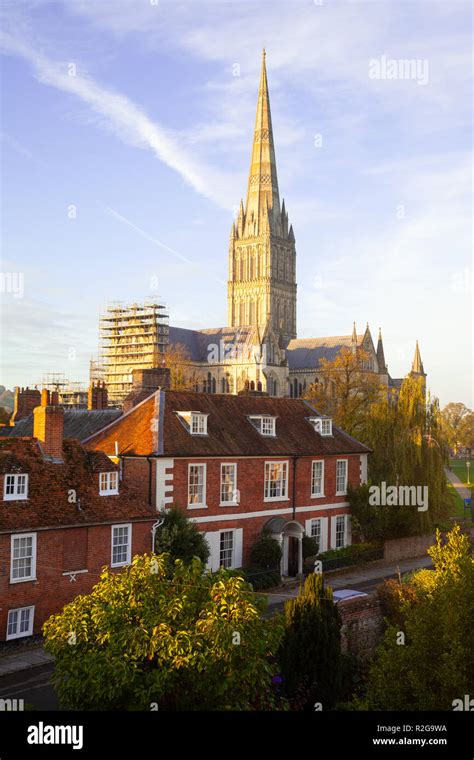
[0,0,472,406]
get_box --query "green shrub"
[154,506,210,565]
[243,566,281,591]
[302,534,319,559]
[249,533,282,569]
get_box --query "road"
[0,662,58,711]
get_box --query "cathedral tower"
[227,50,297,344]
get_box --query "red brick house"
[0,391,156,643]
[85,389,371,577]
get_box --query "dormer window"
[309,417,333,437]
[191,413,207,435]
[3,474,29,501]
[249,415,276,437]
[176,411,209,436]
[99,471,119,495]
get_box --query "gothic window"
[299,383,303,397]
[257,381,262,392]
[221,378,226,393]
[293,378,298,398]
[212,377,216,393]
[249,300,255,324]
[273,380,278,396]
[250,381,255,391]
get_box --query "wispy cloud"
[0,28,233,208]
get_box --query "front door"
[288,537,298,577]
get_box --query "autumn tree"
[349,376,453,539]
[303,347,381,437]
[359,526,474,710]
[162,342,197,391]
[457,412,474,454]
[440,402,471,453]
[43,554,284,711]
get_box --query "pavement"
[445,466,472,502]
[0,645,54,677]
[265,552,433,608]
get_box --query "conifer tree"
[278,573,342,710]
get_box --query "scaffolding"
[40,373,88,409]
[99,301,169,406]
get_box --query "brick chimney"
[123,367,171,413]
[11,387,41,425]
[88,381,108,410]
[33,390,64,460]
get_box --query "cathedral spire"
[411,340,424,374]
[244,48,280,234]
[376,327,387,374]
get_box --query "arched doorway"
[263,517,304,577]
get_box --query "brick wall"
[339,592,384,660]
[122,458,154,507]
[383,533,436,562]
[122,454,360,514]
[0,520,154,641]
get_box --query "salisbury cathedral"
[168,51,425,398]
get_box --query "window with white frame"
[321,419,332,436]
[309,417,332,436]
[220,463,237,505]
[3,474,28,501]
[311,461,324,496]
[249,416,276,437]
[6,606,34,640]
[176,411,209,435]
[111,524,131,567]
[188,464,206,507]
[10,533,36,582]
[335,515,346,549]
[219,530,234,568]
[99,471,119,495]
[191,413,207,435]
[309,519,322,552]
[336,459,348,494]
[264,461,288,500]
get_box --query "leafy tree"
[162,343,197,390]
[0,407,12,425]
[278,573,343,710]
[457,412,474,454]
[249,532,282,568]
[440,402,471,453]
[303,347,381,437]
[361,526,474,710]
[154,506,210,566]
[349,377,453,539]
[43,554,284,711]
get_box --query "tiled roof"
[286,335,363,370]
[85,389,371,458]
[0,437,155,532]
[0,409,122,442]
[169,325,257,363]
